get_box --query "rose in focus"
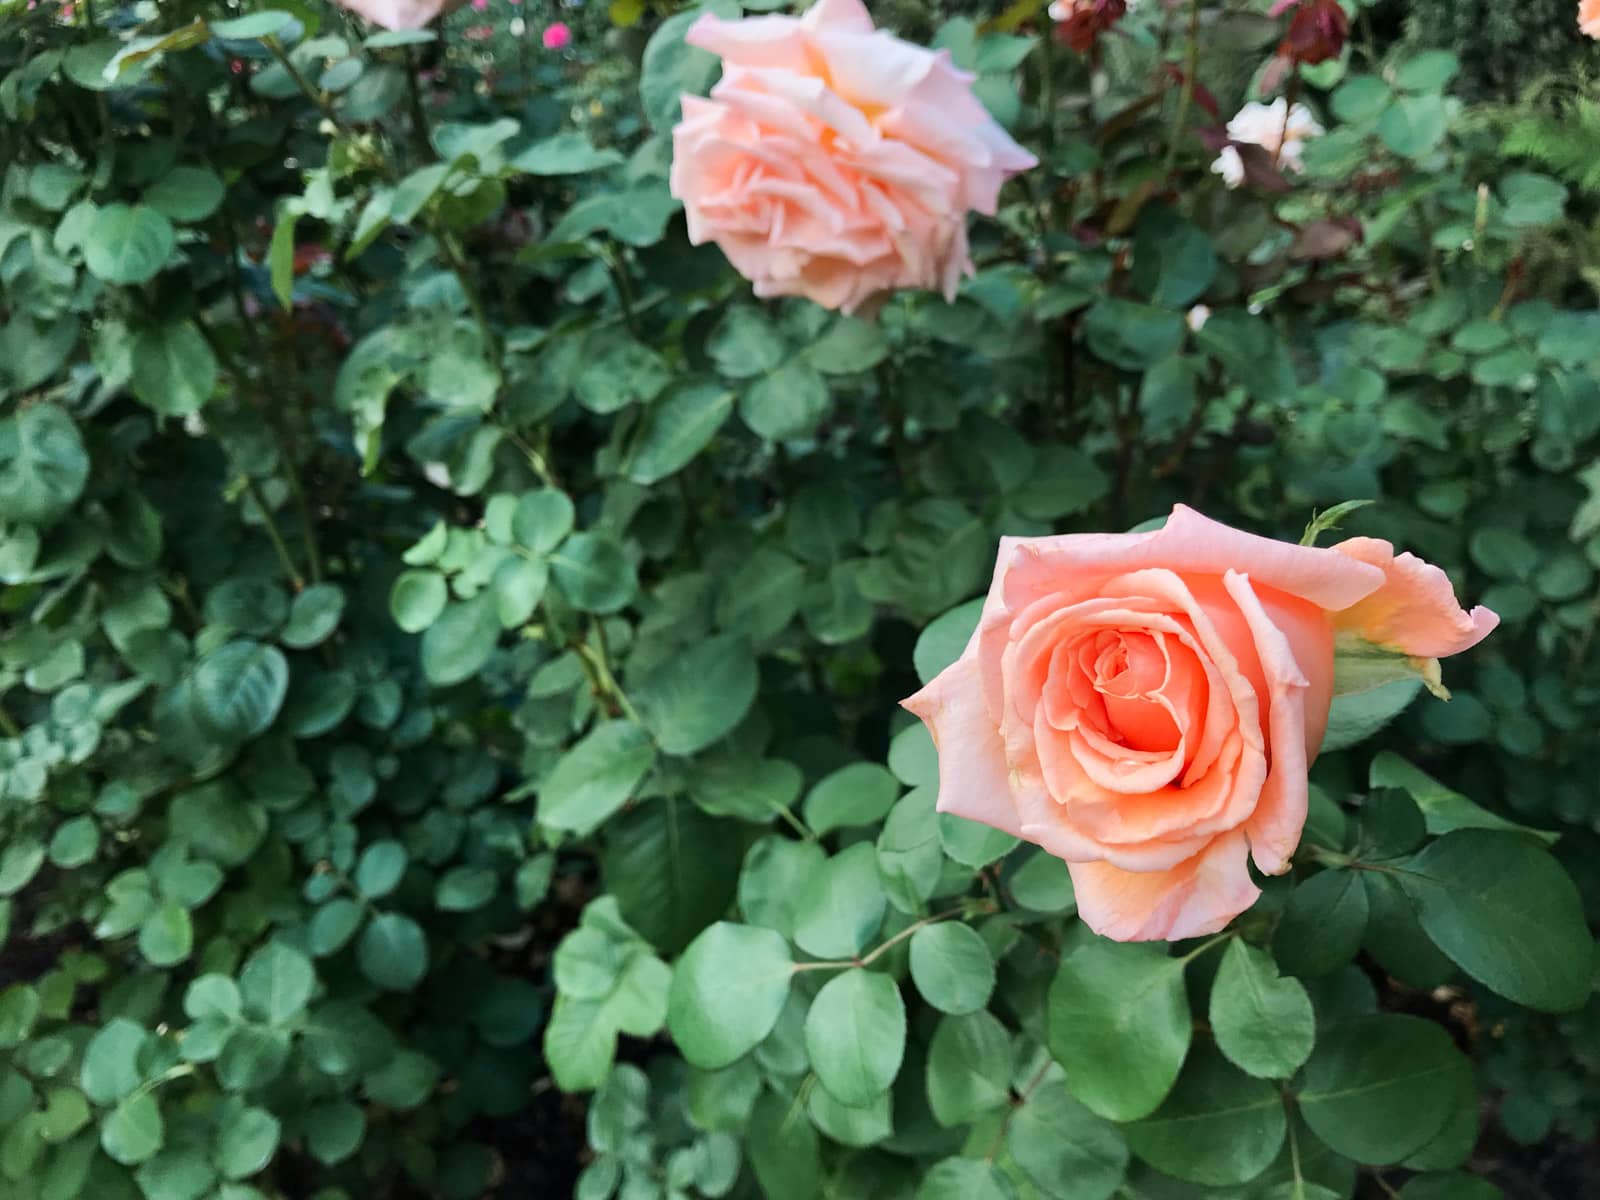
[903,506,1496,942]
[669,0,1036,314]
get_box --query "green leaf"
[102,1093,163,1165]
[389,569,448,633]
[604,798,743,955]
[1083,299,1185,370]
[633,634,758,757]
[738,835,825,938]
[1296,1015,1470,1164]
[1378,94,1448,158]
[938,813,1018,869]
[355,841,407,899]
[421,594,499,686]
[1367,753,1556,844]
[693,756,805,823]
[309,899,364,957]
[1209,941,1314,1079]
[84,204,174,285]
[357,914,429,991]
[626,381,734,484]
[748,1087,822,1200]
[1124,1041,1286,1186]
[1131,205,1217,308]
[709,306,787,378]
[908,922,995,1016]
[138,903,193,966]
[1273,869,1369,978]
[192,641,289,741]
[552,532,638,614]
[1046,942,1190,1121]
[741,358,831,441]
[511,489,575,554]
[1007,1077,1129,1200]
[239,942,315,1025]
[913,597,984,685]
[0,986,39,1048]
[1008,850,1077,914]
[805,968,905,1105]
[81,1019,146,1104]
[1195,310,1296,401]
[281,584,345,649]
[211,11,295,37]
[539,721,657,835]
[508,131,624,175]
[435,866,497,912]
[130,321,217,416]
[0,405,89,528]
[144,165,225,222]
[215,1106,280,1180]
[926,1010,1013,1127]
[915,1157,1016,1200]
[1397,830,1594,1012]
[640,6,728,130]
[793,842,888,959]
[668,922,792,1069]
[1320,678,1420,753]
[803,763,900,837]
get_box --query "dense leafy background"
[1,0,1599,1198]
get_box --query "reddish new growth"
[1270,0,1349,66]
[1053,0,1127,55]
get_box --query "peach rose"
[668,0,1037,314]
[902,506,1497,942]
[331,0,466,31]
[1582,0,1600,39]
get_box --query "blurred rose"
[1582,0,1600,38]
[1211,98,1322,189]
[331,0,468,31]
[669,0,1036,314]
[542,21,572,49]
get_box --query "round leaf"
[421,594,499,686]
[1047,942,1191,1122]
[102,1093,164,1165]
[804,968,906,1106]
[216,1106,280,1180]
[1007,1078,1129,1200]
[915,1158,1016,1200]
[1209,940,1315,1079]
[1297,1015,1470,1164]
[668,922,793,1069]
[926,1010,1013,1127]
[84,204,174,285]
[1399,829,1595,1012]
[539,720,656,835]
[552,532,638,614]
[357,914,429,992]
[192,641,289,741]
[908,922,995,1015]
[390,570,448,633]
[792,842,887,960]
[633,635,758,757]
[0,404,89,527]
[1124,1042,1286,1186]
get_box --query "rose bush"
[0,0,1597,1197]
[906,505,1497,941]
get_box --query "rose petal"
[1068,830,1260,942]
[902,653,1025,838]
[1223,571,1313,875]
[1330,536,1500,659]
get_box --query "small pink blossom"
[471,0,487,9]
[465,22,494,39]
[542,21,572,50]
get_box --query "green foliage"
[0,0,1595,1197]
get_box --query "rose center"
[1087,630,1182,754]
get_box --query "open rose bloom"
[903,506,1497,943]
[1211,98,1323,189]
[669,0,1036,314]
